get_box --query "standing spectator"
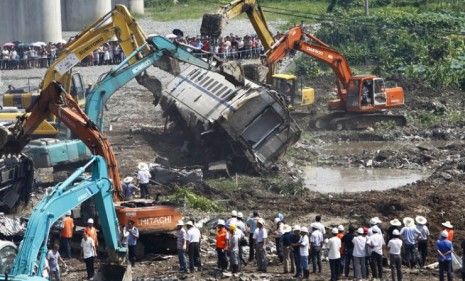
[436,230,453,281]
[228,224,241,273]
[342,225,355,278]
[416,215,430,267]
[363,227,370,278]
[236,212,246,232]
[81,232,97,281]
[126,220,139,267]
[122,176,137,201]
[60,211,74,259]
[352,228,367,281]
[297,226,310,279]
[367,225,385,280]
[281,224,295,274]
[388,229,403,281]
[400,217,420,268]
[235,212,247,267]
[47,243,66,281]
[328,228,342,281]
[442,221,454,242]
[274,217,284,263]
[246,211,260,261]
[312,215,326,236]
[291,225,302,278]
[215,219,229,271]
[227,210,238,226]
[176,220,188,273]
[84,218,98,248]
[368,217,383,236]
[137,162,151,199]
[253,218,268,272]
[387,218,402,242]
[186,221,202,272]
[336,225,345,278]
[310,223,323,273]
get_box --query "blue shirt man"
[436,230,453,281]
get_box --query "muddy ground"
[2,58,465,281]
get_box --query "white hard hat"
[293,225,301,231]
[441,230,449,238]
[392,229,400,236]
[186,221,194,226]
[300,226,309,233]
[217,219,225,226]
[65,211,72,216]
[337,225,344,231]
[176,220,184,226]
[237,212,243,219]
[87,218,94,224]
[332,227,338,234]
[257,218,265,225]
[357,227,364,234]
[231,210,237,217]
[274,217,281,224]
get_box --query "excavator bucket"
[220,61,245,86]
[95,263,131,281]
[200,13,224,38]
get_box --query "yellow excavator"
[1,4,150,138]
[200,0,315,107]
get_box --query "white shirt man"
[367,231,385,255]
[310,227,324,247]
[328,235,342,260]
[137,169,151,184]
[187,225,201,243]
[352,234,367,258]
[388,236,403,255]
[253,226,268,243]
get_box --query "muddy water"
[303,166,429,193]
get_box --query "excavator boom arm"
[87,35,244,129]
[2,82,123,202]
[42,4,149,93]
[4,156,124,279]
[265,26,353,88]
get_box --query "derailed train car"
[150,65,301,173]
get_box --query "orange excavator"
[265,26,406,130]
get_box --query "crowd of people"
[0,41,126,70]
[0,32,272,71]
[39,161,462,281]
[174,211,461,281]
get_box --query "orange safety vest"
[446,229,454,241]
[337,233,345,255]
[84,226,98,247]
[60,217,74,238]
[216,228,228,249]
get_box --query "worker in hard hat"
[60,211,74,258]
[215,219,229,271]
[84,218,98,248]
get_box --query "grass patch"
[407,110,465,128]
[168,187,221,211]
[206,175,261,191]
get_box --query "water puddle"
[303,166,429,193]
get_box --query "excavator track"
[314,112,407,130]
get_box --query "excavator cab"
[272,74,314,107]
